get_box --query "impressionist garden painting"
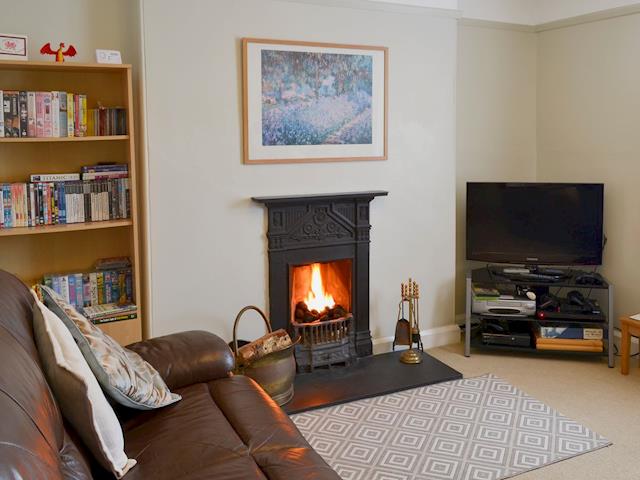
[261,50,373,146]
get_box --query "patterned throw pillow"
[39,285,181,410]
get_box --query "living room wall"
[140,0,458,345]
[455,22,538,317]
[2,0,139,64]
[537,13,640,323]
[455,10,640,323]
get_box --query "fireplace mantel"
[252,191,388,356]
[252,190,388,205]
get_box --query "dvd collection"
[0,164,130,228]
[42,257,136,324]
[0,90,127,138]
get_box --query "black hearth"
[252,191,388,358]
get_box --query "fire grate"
[291,315,356,372]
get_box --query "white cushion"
[32,293,136,478]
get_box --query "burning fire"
[305,263,336,312]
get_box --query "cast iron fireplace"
[253,191,387,363]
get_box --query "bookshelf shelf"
[0,135,129,143]
[0,60,131,73]
[0,219,133,237]
[0,61,143,346]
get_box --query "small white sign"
[96,49,122,64]
[0,33,28,61]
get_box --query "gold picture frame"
[242,38,388,164]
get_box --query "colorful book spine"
[68,274,76,307]
[30,173,80,182]
[82,274,90,307]
[3,91,19,137]
[74,94,88,137]
[67,92,74,137]
[59,92,67,137]
[51,91,60,137]
[18,91,28,137]
[91,313,137,325]
[60,275,70,304]
[42,93,52,137]
[0,90,4,137]
[75,273,84,310]
[80,94,87,136]
[35,92,45,137]
[90,272,98,305]
[27,91,36,137]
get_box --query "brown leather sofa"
[0,270,339,479]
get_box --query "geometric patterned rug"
[291,374,611,480]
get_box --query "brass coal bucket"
[232,306,297,406]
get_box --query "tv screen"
[466,183,604,265]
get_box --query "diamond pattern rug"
[290,374,610,480]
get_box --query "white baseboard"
[372,324,461,355]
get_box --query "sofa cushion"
[32,296,137,479]
[122,382,267,480]
[40,285,181,410]
[121,376,338,480]
[210,376,340,480]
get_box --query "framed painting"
[242,38,388,164]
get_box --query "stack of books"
[0,165,130,228]
[0,90,127,138]
[83,303,137,325]
[535,326,604,352]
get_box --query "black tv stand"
[465,266,614,368]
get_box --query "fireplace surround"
[252,191,388,358]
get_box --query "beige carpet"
[427,341,640,480]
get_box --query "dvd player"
[473,294,536,317]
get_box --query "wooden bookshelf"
[0,61,143,345]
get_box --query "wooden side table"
[620,316,640,375]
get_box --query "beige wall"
[141,0,458,343]
[537,14,640,322]
[0,0,139,64]
[455,23,538,316]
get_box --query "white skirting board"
[372,324,461,355]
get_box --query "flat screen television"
[466,183,604,265]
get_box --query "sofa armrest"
[126,330,235,390]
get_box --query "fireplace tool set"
[393,278,424,364]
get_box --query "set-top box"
[472,294,536,317]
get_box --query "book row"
[42,268,134,312]
[0,90,127,138]
[0,177,131,228]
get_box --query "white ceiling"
[368,0,640,24]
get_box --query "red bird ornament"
[40,42,77,63]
